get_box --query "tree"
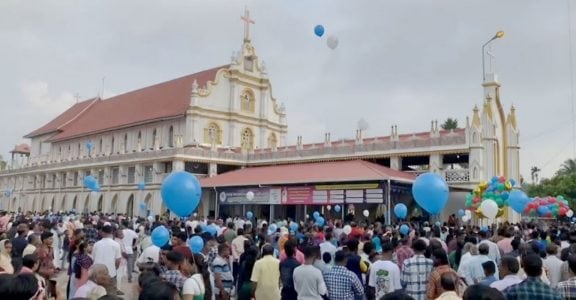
[531,166,541,184]
[440,118,458,130]
[0,155,5,171]
[557,158,576,176]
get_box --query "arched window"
[152,129,157,149]
[204,123,222,144]
[268,133,278,149]
[124,134,128,153]
[240,89,255,112]
[168,126,174,147]
[99,138,103,154]
[137,131,142,151]
[111,137,115,154]
[241,128,254,150]
[77,143,81,157]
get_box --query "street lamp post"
[482,31,505,81]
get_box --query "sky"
[0,0,575,181]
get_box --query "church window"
[168,126,174,147]
[124,134,128,153]
[99,138,103,154]
[473,167,478,179]
[241,128,254,151]
[111,137,115,154]
[240,89,255,112]
[268,133,278,149]
[77,143,81,157]
[152,129,157,149]
[137,131,142,151]
[204,123,222,145]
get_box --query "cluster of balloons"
[312,211,325,226]
[313,24,339,50]
[394,203,408,219]
[465,176,515,218]
[412,172,449,214]
[151,225,205,255]
[83,175,101,192]
[523,196,573,218]
[160,171,202,217]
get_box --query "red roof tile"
[10,144,30,154]
[24,98,98,138]
[200,159,415,187]
[28,65,229,142]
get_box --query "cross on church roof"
[241,7,255,42]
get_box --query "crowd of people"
[0,209,574,300]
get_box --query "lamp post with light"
[482,31,505,81]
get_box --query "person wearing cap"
[92,225,122,295]
[504,254,561,300]
[369,242,402,299]
[323,250,364,300]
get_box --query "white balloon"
[343,225,352,235]
[462,215,469,222]
[480,199,499,219]
[465,209,472,217]
[363,210,369,217]
[246,191,255,201]
[147,215,154,222]
[326,205,331,210]
[327,35,339,49]
[568,210,574,218]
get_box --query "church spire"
[506,105,517,129]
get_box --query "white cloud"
[21,81,75,115]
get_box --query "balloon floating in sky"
[326,35,339,49]
[394,203,408,219]
[161,171,202,217]
[412,172,449,214]
[314,25,325,37]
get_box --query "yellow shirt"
[251,255,281,300]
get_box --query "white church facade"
[0,10,521,222]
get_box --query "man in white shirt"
[122,223,139,283]
[478,230,501,265]
[319,231,337,265]
[231,228,248,284]
[368,242,402,299]
[92,225,122,295]
[468,244,499,284]
[543,244,564,288]
[490,256,522,291]
[293,245,328,300]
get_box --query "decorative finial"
[191,79,199,95]
[472,105,481,127]
[241,6,255,42]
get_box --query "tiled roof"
[26,65,228,142]
[10,144,30,154]
[200,159,416,187]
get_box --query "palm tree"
[557,158,576,176]
[441,118,458,130]
[531,166,541,184]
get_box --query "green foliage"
[526,159,576,207]
[441,118,458,130]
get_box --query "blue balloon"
[138,181,146,191]
[411,172,449,214]
[246,211,253,219]
[509,190,530,214]
[161,171,202,217]
[334,205,341,212]
[83,175,99,192]
[435,221,441,227]
[151,226,170,248]
[86,141,93,151]
[315,216,325,227]
[201,224,208,233]
[139,202,146,210]
[268,223,278,233]
[206,224,218,236]
[399,224,410,236]
[537,206,549,216]
[314,25,325,37]
[394,203,408,219]
[457,209,465,217]
[313,211,320,220]
[510,179,516,187]
[188,236,204,254]
[290,222,298,232]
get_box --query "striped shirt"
[401,254,433,300]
